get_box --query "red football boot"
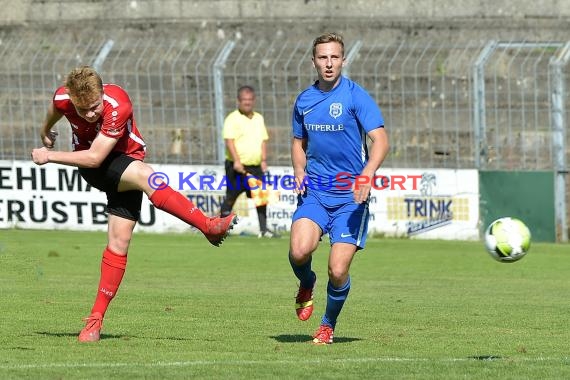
[312,324,334,345]
[78,312,103,342]
[295,274,316,321]
[204,214,238,246]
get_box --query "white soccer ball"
[484,217,531,263]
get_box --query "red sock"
[91,247,127,317]
[149,186,208,232]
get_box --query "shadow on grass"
[35,331,124,340]
[271,334,362,344]
[468,355,503,361]
[35,331,193,341]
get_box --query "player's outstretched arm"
[31,133,118,168]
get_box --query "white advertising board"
[0,161,479,240]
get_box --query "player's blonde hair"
[65,66,103,106]
[312,32,345,57]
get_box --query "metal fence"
[1,31,568,168]
[0,30,568,237]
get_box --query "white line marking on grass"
[0,356,568,370]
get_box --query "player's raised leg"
[289,217,321,321]
[313,242,356,345]
[119,160,237,246]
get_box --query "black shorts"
[224,160,264,201]
[79,152,143,221]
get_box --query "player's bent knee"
[109,234,132,253]
[138,165,155,181]
[290,242,317,262]
[328,266,349,284]
[289,249,311,264]
[120,161,156,191]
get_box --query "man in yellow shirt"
[220,85,278,238]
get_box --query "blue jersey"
[292,76,384,204]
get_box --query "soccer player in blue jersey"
[289,32,389,344]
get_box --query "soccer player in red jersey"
[31,66,237,342]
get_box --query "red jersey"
[52,84,146,160]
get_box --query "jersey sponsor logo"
[303,108,314,115]
[107,128,121,136]
[329,103,343,119]
[304,123,344,132]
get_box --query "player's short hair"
[312,32,345,57]
[65,66,103,106]
[237,85,255,99]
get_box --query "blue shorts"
[292,190,370,250]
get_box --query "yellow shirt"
[223,109,269,165]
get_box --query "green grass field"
[1,229,569,379]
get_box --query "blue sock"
[289,252,315,289]
[321,277,351,329]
